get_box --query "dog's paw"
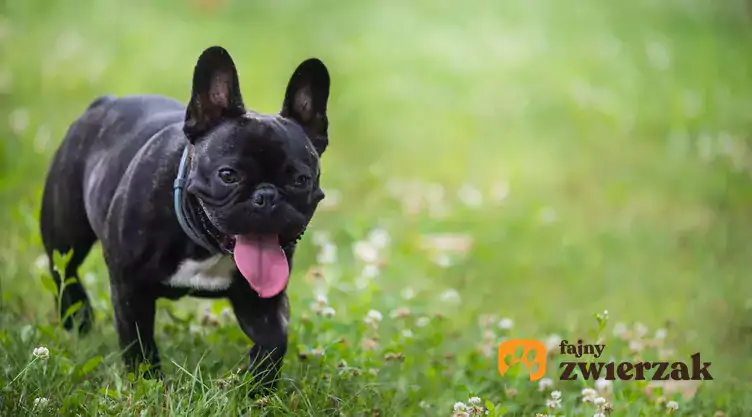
[241,366,280,398]
[141,365,165,381]
[126,361,164,381]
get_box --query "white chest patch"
[165,254,236,291]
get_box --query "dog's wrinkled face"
[188,112,323,245]
[181,46,330,298]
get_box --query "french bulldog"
[39,46,331,391]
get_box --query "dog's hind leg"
[40,184,97,333]
[39,128,99,334]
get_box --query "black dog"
[39,46,330,389]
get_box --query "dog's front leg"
[110,281,161,378]
[229,280,289,394]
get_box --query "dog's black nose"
[251,187,278,210]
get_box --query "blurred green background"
[2,0,752,406]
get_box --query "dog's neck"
[173,144,226,254]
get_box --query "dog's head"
[182,46,330,298]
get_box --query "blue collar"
[173,145,223,253]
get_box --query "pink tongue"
[233,234,289,298]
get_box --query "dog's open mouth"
[192,197,305,298]
[210,222,306,254]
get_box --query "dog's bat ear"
[280,58,330,156]
[184,46,245,142]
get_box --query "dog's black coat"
[39,46,330,389]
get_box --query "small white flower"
[550,390,562,400]
[546,398,562,409]
[368,228,391,248]
[390,307,411,319]
[317,242,338,264]
[401,286,415,300]
[353,240,379,264]
[201,308,219,324]
[654,328,667,340]
[418,400,431,409]
[538,378,554,391]
[594,378,612,393]
[468,396,481,405]
[612,322,628,337]
[33,346,49,360]
[315,293,329,306]
[33,397,49,408]
[581,388,597,402]
[34,254,48,271]
[603,309,608,316]
[666,401,679,411]
[594,413,606,417]
[453,401,467,411]
[440,289,461,304]
[483,329,497,342]
[364,309,383,325]
[634,322,649,338]
[629,339,644,352]
[594,397,606,406]
[457,183,483,207]
[220,307,233,320]
[401,329,414,338]
[320,306,336,318]
[497,318,514,330]
[545,334,562,351]
[361,264,380,279]
[416,316,431,327]
[478,315,497,328]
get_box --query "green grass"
[3,0,752,415]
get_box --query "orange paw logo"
[497,339,547,381]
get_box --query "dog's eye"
[294,174,310,187]
[218,168,239,184]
